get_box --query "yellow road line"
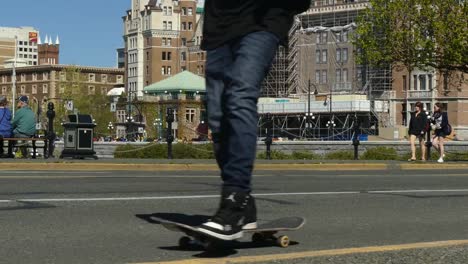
[135,239,468,264]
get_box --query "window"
[335,32,342,42]
[321,32,327,43]
[161,66,165,75]
[403,75,407,91]
[413,75,418,90]
[168,38,172,46]
[1,87,6,95]
[163,21,167,30]
[21,74,26,82]
[336,69,342,82]
[321,50,327,63]
[1,76,5,83]
[162,38,167,46]
[167,52,172,60]
[32,73,37,81]
[315,50,321,63]
[163,6,168,15]
[146,51,150,61]
[342,48,348,62]
[42,84,48,94]
[316,34,320,44]
[181,52,186,61]
[182,7,187,15]
[88,86,95,95]
[182,38,187,46]
[101,74,108,83]
[20,85,26,94]
[32,85,37,94]
[315,70,321,84]
[162,52,167,60]
[321,70,327,84]
[89,73,95,82]
[117,75,123,83]
[59,85,65,94]
[188,22,193,30]
[343,31,348,42]
[101,87,108,95]
[146,66,149,75]
[343,69,348,82]
[188,7,193,15]
[168,7,172,15]
[167,66,171,75]
[186,108,196,123]
[182,22,187,30]
[419,75,426,90]
[428,74,433,90]
[168,22,172,30]
[357,66,363,83]
[43,72,49,80]
[336,49,341,62]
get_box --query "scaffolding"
[259,0,394,139]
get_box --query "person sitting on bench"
[11,95,36,158]
[0,96,12,156]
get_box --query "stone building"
[143,70,206,140]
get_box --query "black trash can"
[60,114,98,159]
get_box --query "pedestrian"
[431,103,449,163]
[196,1,311,240]
[0,96,12,156]
[408,102,427,161]
[11,96,36,157]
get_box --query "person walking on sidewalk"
[408,102,428,161]
[196,1,311,240]
[431,103,449,163]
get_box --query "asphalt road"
[1,168,468,264]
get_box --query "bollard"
[46,102,56,158]
[425,120,432,160]
[166,108,174,159]
[264,113,273,160]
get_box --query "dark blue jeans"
[206,31,279,192]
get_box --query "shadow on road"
[135,212,300,258]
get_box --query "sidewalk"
[0,158,466,171]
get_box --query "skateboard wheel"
[178,236,191,249]
[277,235,290,248]
[252,233,265,243]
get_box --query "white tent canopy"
[107,87,125,96]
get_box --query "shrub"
[257,150,292,160]
[325,151,355,160]
[291,151,321,160]
[361,146,398,160]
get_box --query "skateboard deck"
[155,216,305,250]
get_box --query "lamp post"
[307,80,318,139]
[326,120,336,140]
[126,115,134,141]
[107,121,114,138]
[425,109,432,160]
[153,118,162,140]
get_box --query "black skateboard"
[155,216,305,250]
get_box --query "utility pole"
[12,35,17,118]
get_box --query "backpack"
[443,123,452,135]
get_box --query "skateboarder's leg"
[198,31,279,240]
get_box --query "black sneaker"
[197,190,251,240]
[242,194,257,230]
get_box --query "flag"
[29,32,38,43]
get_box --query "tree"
[55,66,114,137]
[354,0,467,92]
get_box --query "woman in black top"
[431,103,449,163]
[408,102,427,161]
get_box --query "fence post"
[425,119,432,160]
[352,117,360,160]
[46,102,55,158]
[264,113,273,160]
[166,108,174,159]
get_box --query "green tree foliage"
[55,66,113,137]
[355,0,467,89]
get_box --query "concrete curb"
[0,162,466,171]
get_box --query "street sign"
[65,100,74,111]
[35,122,42,130]
[110,102,116,112]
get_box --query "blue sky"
[1,1,135,67]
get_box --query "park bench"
[0,137,49,159]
